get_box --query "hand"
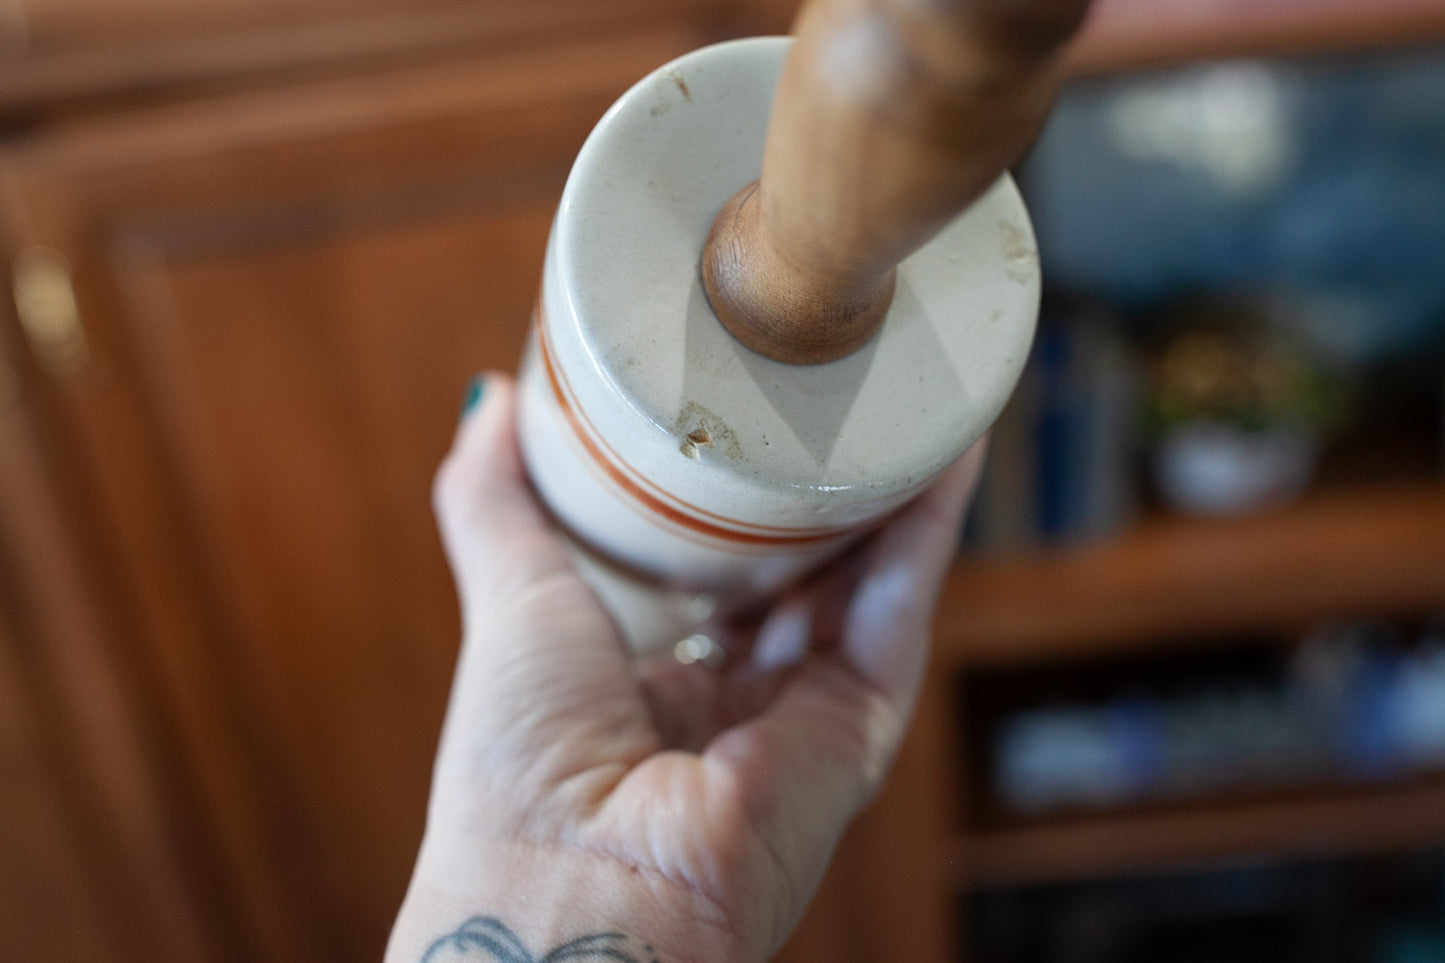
[385,372,984,963]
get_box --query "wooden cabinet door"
[0,25,708,962]
[0,0,739,121]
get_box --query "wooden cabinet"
[0,8,765,961]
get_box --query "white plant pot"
[1155,420,1320,516]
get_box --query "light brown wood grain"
[1,24,712,961]
[702,0,1089,364]
[0,0,734,123]
[0,320,222,960]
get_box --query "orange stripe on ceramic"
[535,307,842,548]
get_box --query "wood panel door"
[0,25,709,962]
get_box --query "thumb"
[433,373,573,609]
[429,372,651,798]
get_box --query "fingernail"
[460,375,486,419]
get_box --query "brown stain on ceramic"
[681,427,711,459]
[669,71,692,101]
[998,220,1038,284]
[675,402,740,460]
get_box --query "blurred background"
[1,1,1443,961]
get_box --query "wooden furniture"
[0,4,771,961]
[3,2,1444,962]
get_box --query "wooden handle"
[702,0,1091,364]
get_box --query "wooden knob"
[702,0,1091,364]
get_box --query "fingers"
[747,439,986,709]
[839,438,988,716]
[632,656,723,753]
[429,373,656,809]
[433,373,572,608]
[748,594,815,672]
[706,440,988,847]
[701,656,908,921]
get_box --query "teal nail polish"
[460,376,486,419]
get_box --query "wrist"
[385,837,756,963]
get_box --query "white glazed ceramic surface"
[516,36,1040,645]
[518,332,855,594]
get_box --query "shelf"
[1069,0,1445,74]
[951,777,1445,890]
[933,482,1445,669]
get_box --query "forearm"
[384,838,755,963]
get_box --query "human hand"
[385,372,984,963]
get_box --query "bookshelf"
[912,482,1445,957]
[1071,0,1445,73]
[954,775,1445,890]
[938,483,1445,668]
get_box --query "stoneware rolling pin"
[516,0,1089,654]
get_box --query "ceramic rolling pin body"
[515,0,1088,653]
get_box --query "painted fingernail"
[460,375,486,419]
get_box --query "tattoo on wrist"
[421,916,661,963]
